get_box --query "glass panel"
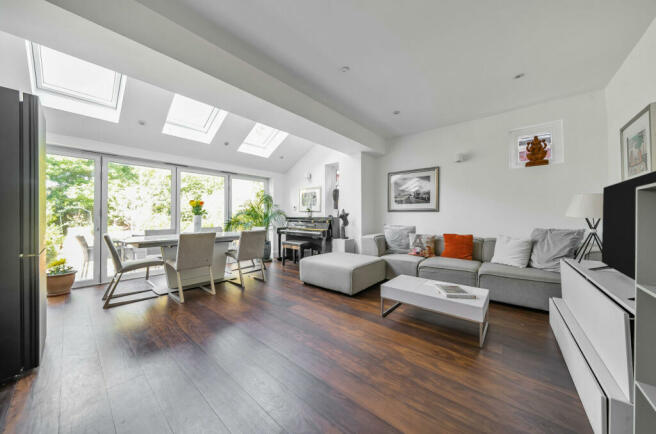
[34,44,119,105]
[46,154,95,282]
[180,172,225,232]
[231,178,265,216]
[238,123,288,157]
[106,161,172,278]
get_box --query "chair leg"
[282,248,286,266]
[168,271,185,304]
[199,266,217,295]
[102,274,117,301]
[208,267,216,294]
[238,262,244,288]
[260,259,266,282]
[103,273,123,309]
[146,266,150,280]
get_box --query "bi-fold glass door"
[45,149,101,287]
[101,157,177,282]
[46,147,269,287]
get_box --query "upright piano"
[276,217,334,259]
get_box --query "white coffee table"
[381,275,490,347]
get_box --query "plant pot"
[193,215,202,232]
[46,270,76,297]
[263,240,271,261]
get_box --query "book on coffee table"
[431,283,477,299]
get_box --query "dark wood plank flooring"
[0,262,590,433]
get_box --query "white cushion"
[490,235,533,268]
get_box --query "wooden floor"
[0,262,590,433]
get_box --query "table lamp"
[566,193,603,262]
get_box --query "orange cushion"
[441,234,473,260]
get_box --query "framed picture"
[299,186,321,212]
[621,103,656,180]
[388,167,439,212]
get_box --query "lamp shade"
[566,193,603,218]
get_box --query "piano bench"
[282,241,315,265]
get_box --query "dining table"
[122,231,241,290]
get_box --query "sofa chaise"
[361,232,560,311]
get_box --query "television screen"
[603,171,656,278]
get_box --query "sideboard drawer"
[550,298,607,434]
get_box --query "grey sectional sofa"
[361,233,560,311]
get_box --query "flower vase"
[193,215,202,232]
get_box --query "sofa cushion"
[441,234,474,260]
[417,257,481,287]
[435,236,485,261]
[419,256,482,273]
[383,225,416,253]
[381,253,425,278]
[478,262,560,283]
[490,235,533,268]
[408,233,436,257]
[529,228,584,272]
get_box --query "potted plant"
[190,199,207,232]
[225,191,286,260]
[46,258,76,297]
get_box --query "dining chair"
[75,235,93,279]
[102,234,164,309]
[144,228,176,257]
[226,230,267,288]
[164,232,217,303]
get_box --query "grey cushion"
[123,258,164,272]
[419,256,482,273]
[383,225,415,252]
[478,262,560,283]
[299,253,386,296]
[529,228,584,272]
[418,256,482,287]
[478,262,561,311]
[481,238,496,262]
[381,254,426,278]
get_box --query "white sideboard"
[550,259,635,434]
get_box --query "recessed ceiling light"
[137,120,146,126]
[514,73,525,79]
[393,110,401,115]
[340,66,350,73]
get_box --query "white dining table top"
[122,231,241,248]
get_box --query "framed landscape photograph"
[299,186,321,212]
[388,167,439,212]
[621,103,656,180]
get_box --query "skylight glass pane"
[34,44,120,106]
[238,123,288,158]
[162,94,227,144]
[166,94,218,133]
[244,123,279,148]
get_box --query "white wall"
[373,90,608,238]
[281,145,364,246]
[605,17,656,183]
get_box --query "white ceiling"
[0,30,316,173]
[137,0,656,138]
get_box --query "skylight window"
[238,123,289,158]
[162,94,227,144]
[26,42,126,122]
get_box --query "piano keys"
[276,217,334,260]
